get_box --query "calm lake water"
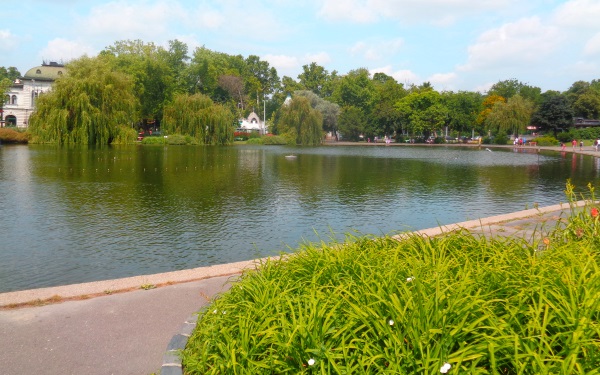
[1,144,599,293]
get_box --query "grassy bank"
[0,128,29,144]
[182,183,600,374]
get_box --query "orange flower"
[543,237,550,245]
[592,207,599,218]
[576,228,584,238]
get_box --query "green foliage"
[141,135,166,145]
[28,55,139,145]
[396,90,448,135]
[276,96,323,145]
[0,128,29,143]
[183,183,600,374]
[574,126,600,141]
[337,105,366,141]
[531,94,573,134]
[162,93,235,145]
[485,95,534,136]
[245,135,289,145]
[530,135,559,146]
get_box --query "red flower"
[592,207,599,218]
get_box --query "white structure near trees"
[237,111,267,133]
[1,61,65,128]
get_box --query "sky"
[1,0,599,93]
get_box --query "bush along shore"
[183,182,600,374]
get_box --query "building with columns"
[1,61,65,128]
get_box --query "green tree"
[276,96,323,145]
[162,93,235,145]
[371,73,406,137]
[28,56,139,145]
[531,93,573,135]
[297,62,329,96]
[338,105,367,141]
[489,79,541,105]
[443,91,483,135]
[294,90,340,136]
[396,90,447,136]
[103,39,176,123]
[485,95,534,136]
[1,66,20,103]
[572,91,600,119]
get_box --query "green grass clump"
[183,183,600,374]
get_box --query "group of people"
[513,137,527,146]
[560,138,600,151]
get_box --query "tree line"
[2,39,600,145]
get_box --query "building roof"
[23,62,66,81]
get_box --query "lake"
[1,144,599,293]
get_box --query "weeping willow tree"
[276,96,323,145]
[485,95,534,137]
[162,93,235,145]
[28,56,139,145]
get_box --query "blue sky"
[2,0,599,92]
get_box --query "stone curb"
[160,313,199,375]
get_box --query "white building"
[1,62,65,128]
[237,111,267,133]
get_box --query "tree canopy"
[28,56,139,145]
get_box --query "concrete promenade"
[0,145,596,375]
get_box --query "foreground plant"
[183,183,600,374]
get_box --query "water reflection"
[0,144,598,292]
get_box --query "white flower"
[308,358,315,366]
[212,309,218,314]
[388,319,394,326]
[407,277,414,282]
[222,311,227,315]
[440,362,451,373]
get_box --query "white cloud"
[0,29,17,50]
[264,54,299,70]
[318,0,378,23]
[304,52,332,66]
[553,0,600,28]
[349,38,404,61]
[76,0,187,40]
[584,32,600,56]
[427,72,458,90]
[318,0,518,25]
[459,17,561,71]
[38,38,95,63]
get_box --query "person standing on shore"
[572,139,577,150]
[580,140,584,150]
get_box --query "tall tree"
[28,56,139,145]
[531,93,573,134]
[396,90,447,136]
[294,90,340,136]
[485,95,534,136]
[371,73,406,136]
[162,93,234,145]
[337,106,366,141]
[443,91,483,135]
[297,62,329,96]
[276,96,323,145]
[1,66,21,101]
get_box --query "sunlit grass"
[183,182,600,374]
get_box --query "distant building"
[1,61,65,128]
[237,111,267,133]
[574,117,600,128]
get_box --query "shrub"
[531,135,558,146]
[0,128,29,143]
[182,182,600,374]
[141,136,165,145]
[261,135,289,145]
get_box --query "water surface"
[1,144,599,292]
